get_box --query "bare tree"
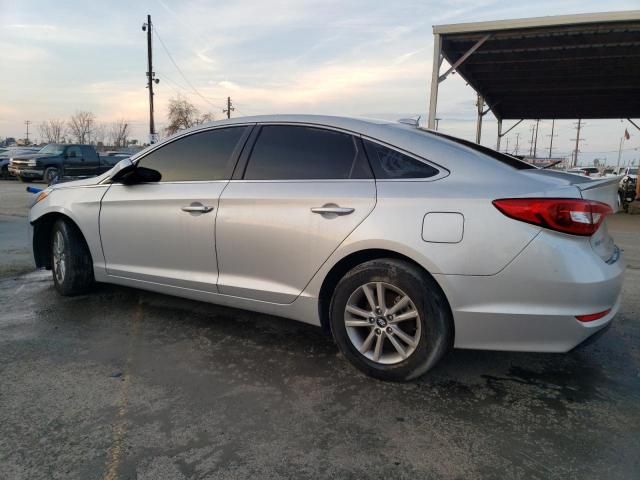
[165,96,200,135]
[195,112,215,125]
[92,123,107,147]
[67,111,95,143]
[108,119,130,148]
[38,119,65,144]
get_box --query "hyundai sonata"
[29,115,625,381]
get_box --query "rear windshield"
[423,130,536,170]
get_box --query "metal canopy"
[428,11,640,128]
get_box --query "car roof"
[133,114,534,177]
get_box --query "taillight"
[492,198,613,236]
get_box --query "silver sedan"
[29,115,625,381]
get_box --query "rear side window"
[363,140,438,179]
[137,126,247,182]
[243,125,371,180]
[66,146,82,158]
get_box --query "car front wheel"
[51,219,94,296]
[330,259,452,381]
[44,167,59,185]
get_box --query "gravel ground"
[0,179,638,479]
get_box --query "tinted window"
[244,126,370,180]
[363,140,438,179]
[137,127,247,182]
[66,146,82,158]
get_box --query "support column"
[496,119,502,151]
[427,34,441,130]
[476,94,484,144]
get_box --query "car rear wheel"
[51,219,94,296]
[330,258,452,381]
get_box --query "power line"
[152,25,224,111]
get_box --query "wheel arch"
[317,248,454,345]
[32,212,92,269]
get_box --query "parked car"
[618,166,638,211]
[29,115,624,381]
[8,144,116,184]
[0,157,9,179]
[568,166,601,177]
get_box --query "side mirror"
[108,158,136,183]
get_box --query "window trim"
[239,123,373,181]
[361,136,449,182]
[116,124,254,184]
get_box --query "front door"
[216,124,376,304]
[62,145,84,176]
[99,126,251,292]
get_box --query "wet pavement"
[0,187,639,478]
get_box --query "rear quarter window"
[363,139,439,179]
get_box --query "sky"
[0,0,639,166]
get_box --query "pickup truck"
[8,144,122,184]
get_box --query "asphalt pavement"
[0,179,638,479]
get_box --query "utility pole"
[616,132,627,172]
[547,119,557,158]
[142,15,159,143]
[532,119,540,158]
[24,120,31,144]
[504,137,510,154]
[434,118,441,131]
[571,119,584,168]
[514,133,520,156]
[223,96,234,119]
[528,123,536,157]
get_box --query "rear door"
[99,126,251,291]
[216,124,376,303]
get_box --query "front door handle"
[181,203,214,213]
[311,206,355,215]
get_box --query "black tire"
[44,167,59,185]
[51,219,94,296]
[330,258,452,381]
[1,166,8,180]
[17,176,28,183]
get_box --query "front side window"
[39,144,65,155]
[243,125,371,180]
[137,126,248,182]
[363,140,439,179]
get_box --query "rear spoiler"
[574,177,619,192]
[574,177,619,210]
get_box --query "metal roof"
[434,11,640,120]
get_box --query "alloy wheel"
[344,281,421,365]
[53,230,66,283]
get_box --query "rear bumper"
[436,230,625,352]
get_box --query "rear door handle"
[181,204,214,213]
[311,206,355,215]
